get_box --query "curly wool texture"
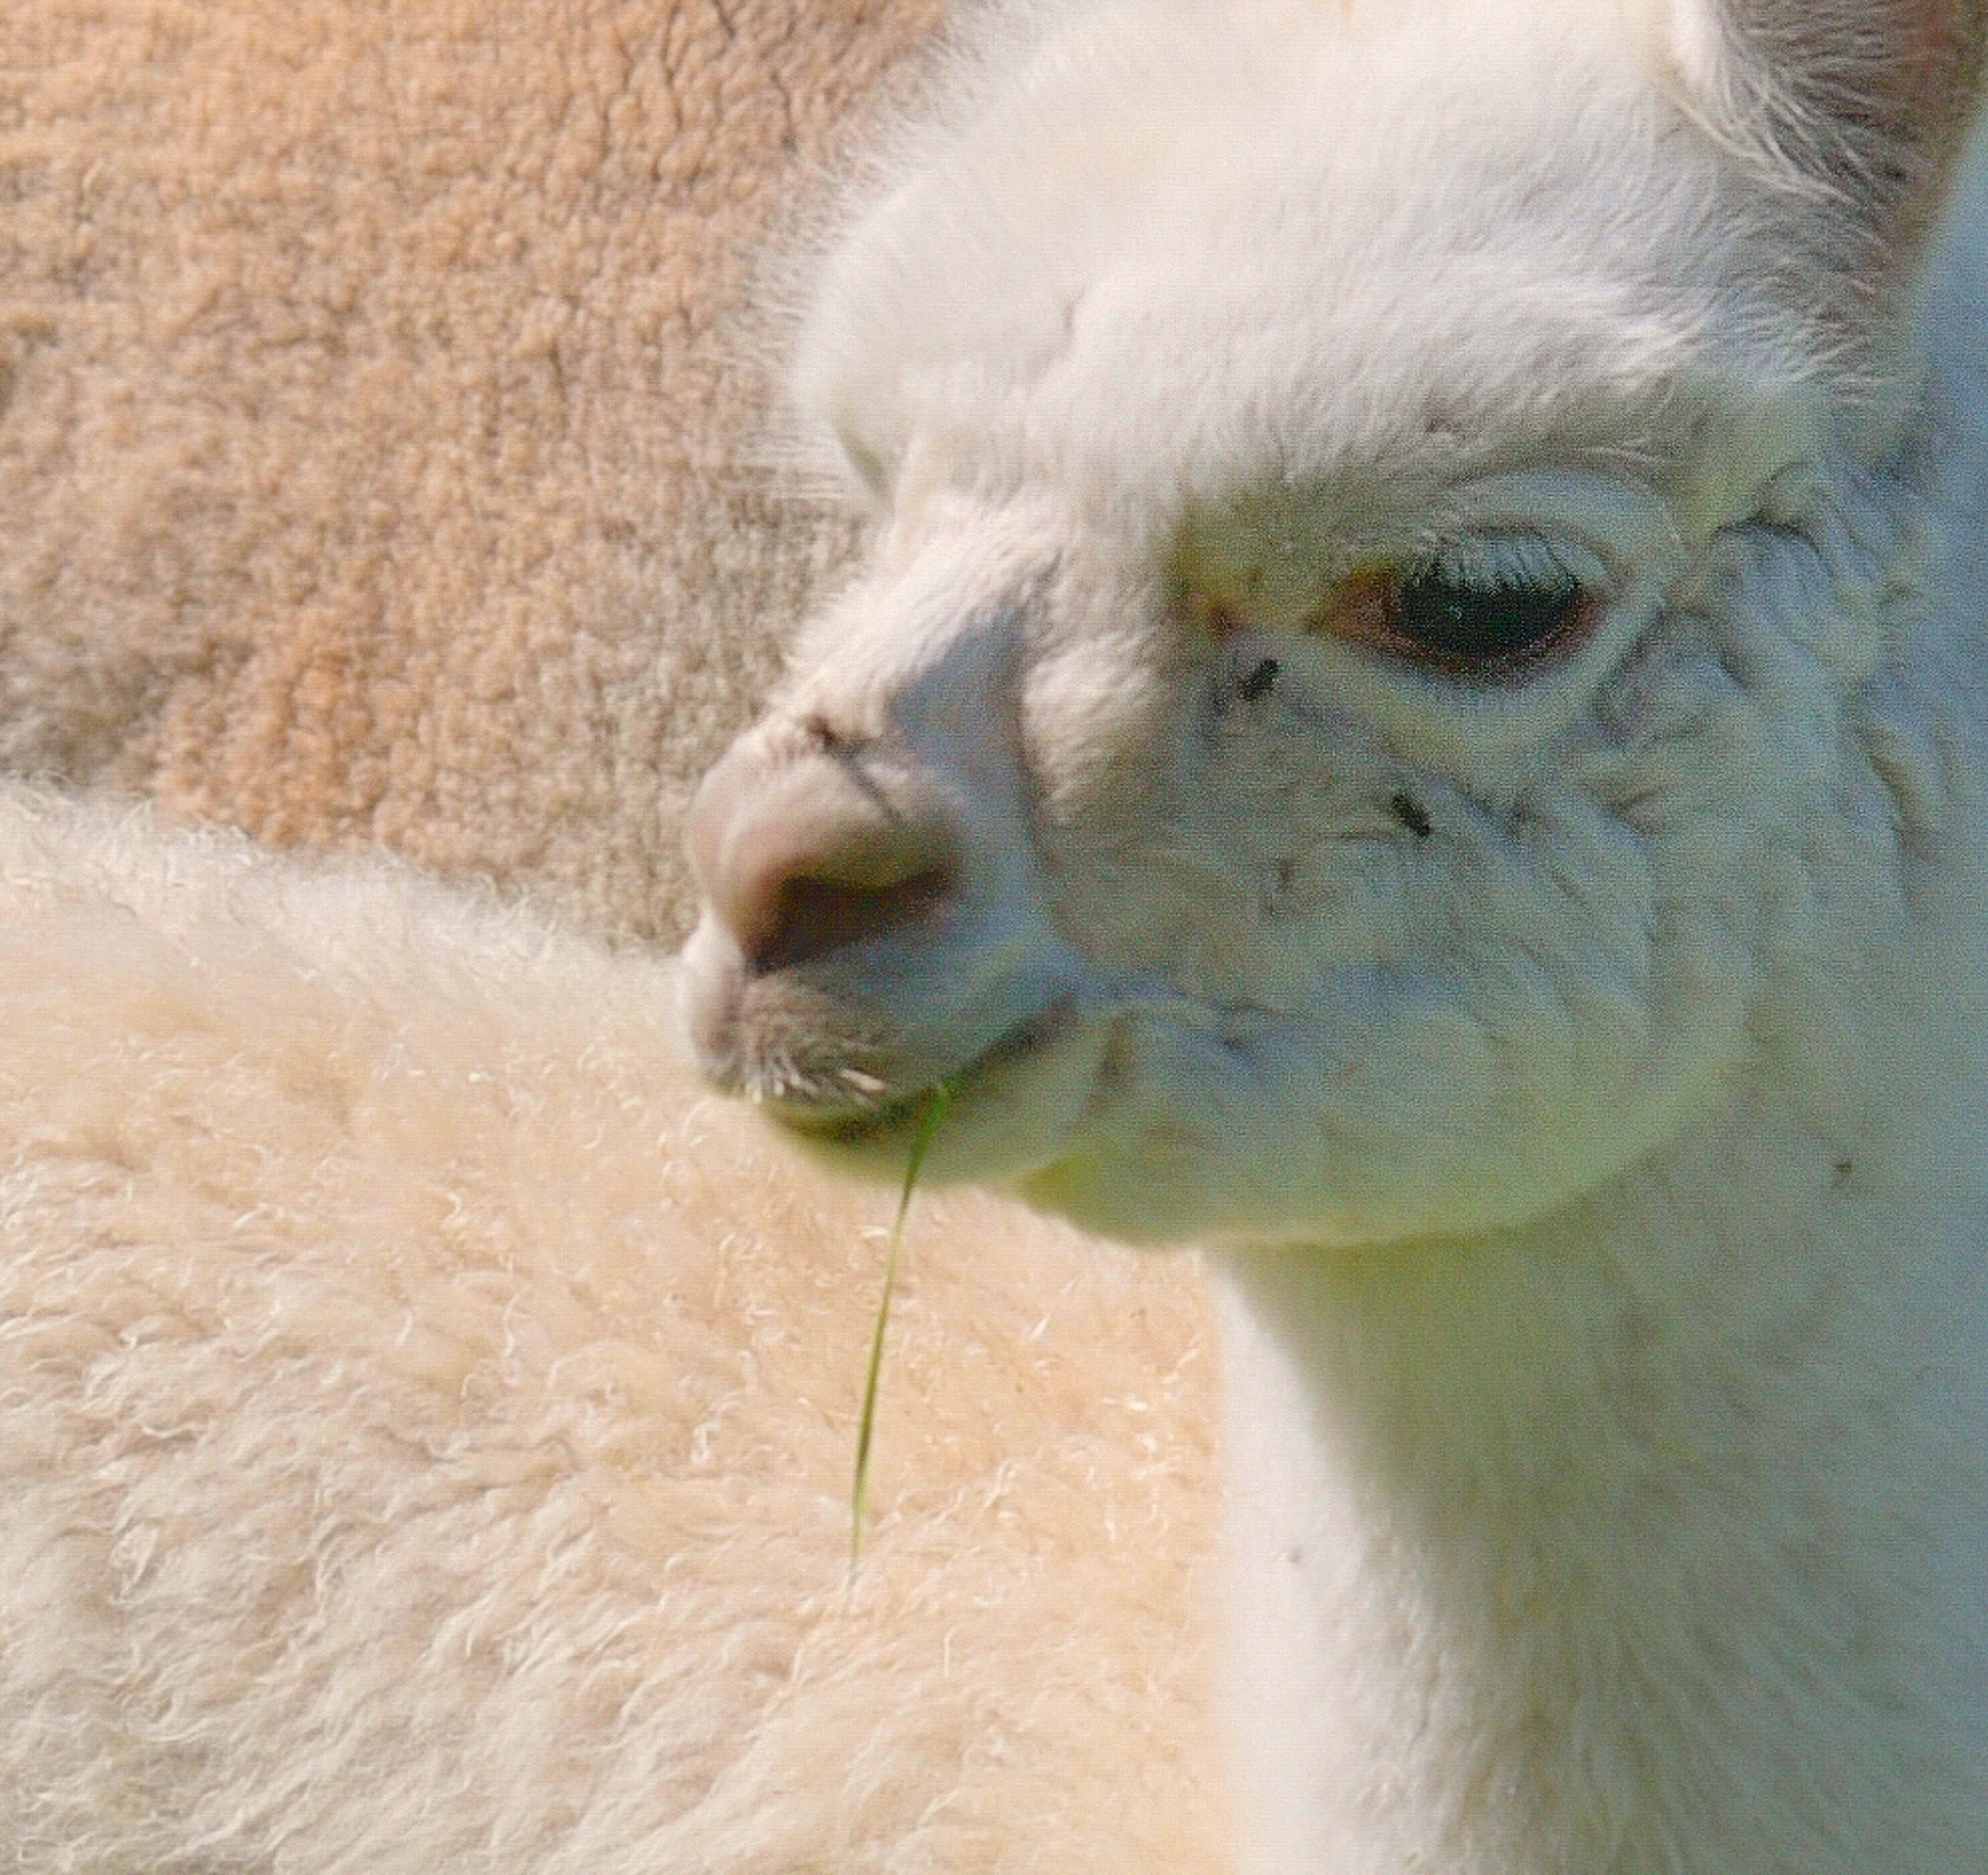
[0,0,928,945]
[0,789,1226,1874]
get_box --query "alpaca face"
[680,0,1952,1251]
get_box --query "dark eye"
[1393,563,1587,669]
[1325,547,1597,679]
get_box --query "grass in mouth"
[849,1082,952,1575]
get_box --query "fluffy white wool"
[681,0,1988,1867]
[0,789,1224,1873]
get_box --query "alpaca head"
[679,0,1986,1252]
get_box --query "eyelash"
[1325,537,1600,678]
[1194,534,1605,683]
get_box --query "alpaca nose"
[684,737,967,977]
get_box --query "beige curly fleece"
[0,0,929,942]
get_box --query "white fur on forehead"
[795,0,1921,529]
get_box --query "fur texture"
[0,787,1225,1873]
[682,1,1988,1867]
[0,0,936,944]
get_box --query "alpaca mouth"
[770,997,1080,1148]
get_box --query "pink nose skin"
[684,737,967,977]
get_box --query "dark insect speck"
[1240,658,1280,702]
[1391,792,1433,839]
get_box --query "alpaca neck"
[1212,1055,1988,1873]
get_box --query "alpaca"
[679,1,1988,1868]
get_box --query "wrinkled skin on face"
[678,0,1946,1257]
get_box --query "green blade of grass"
[849,1083,952,1576]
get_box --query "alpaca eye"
[1327,539,1597,678]
[1393,563,1587,669]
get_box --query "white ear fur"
[1643,0,1987,279]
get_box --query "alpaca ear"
[1646,1,1987,284]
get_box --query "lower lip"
[770,998,1079,1146]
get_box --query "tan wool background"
[2,0,918,942]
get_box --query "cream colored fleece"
[0,787,1227,1874]
[0,0,926,944]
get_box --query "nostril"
[686,737,971,976]
[754,862,960,975]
